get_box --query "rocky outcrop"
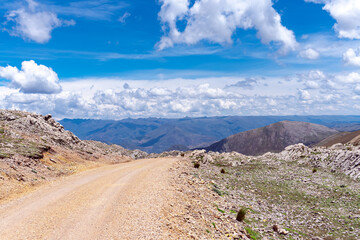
[278,143,360,179]
[189,142,360,180]
[187,149,250,167]
[0,110,147,160]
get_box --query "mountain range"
[60,115,360,153]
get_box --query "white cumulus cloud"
[1,73,360,118]
[337,72,360,83]
[298,89,312,100]
[299,48,320,60]
[308,70,326,80]
[4,0,75,43]
[343,48,360,66]
[0,60,62,94]
[158,0,297,53]
[305,80,320,89]
[305,0,360,39]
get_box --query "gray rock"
[0,109,148,160]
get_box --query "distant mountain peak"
[205,121,338,156]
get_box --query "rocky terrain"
[0,109,147,202]
[1,109,360,240]
[162,142,360,239]
[205,121,338,155]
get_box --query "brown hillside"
[316,130,360,147]
[205,121,338,155]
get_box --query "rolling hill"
[204,121,338,155]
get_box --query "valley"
[60,115,360,153]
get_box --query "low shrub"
[194,162,200,168]
[236,208,247,222]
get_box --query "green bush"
[194,162,200,168]
[236,208,247,222]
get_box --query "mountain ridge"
[60,115,360,153]
[204,120,338,155]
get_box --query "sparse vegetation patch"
[180,143,360,239]
[194,162,200,168]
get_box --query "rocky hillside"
[205,121,338,155]
[168,142,360,239]
[0,110,147,202]
[316,130,360,147]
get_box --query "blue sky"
[1,0,360,119]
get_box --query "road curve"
[0,157,177,240]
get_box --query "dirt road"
[0,157,177,240]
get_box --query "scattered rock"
[330,143,343,150]
[177,138,360,239]
[278,228,288,235]
[44,114,52,121]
